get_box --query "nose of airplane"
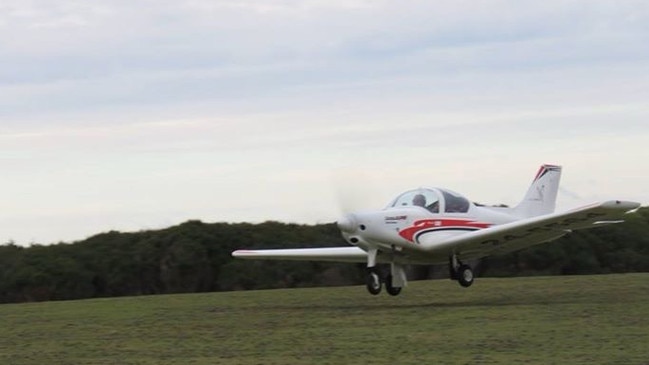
[336,213,356,233]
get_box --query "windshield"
[389,189,440,213]
[440,189,470,213]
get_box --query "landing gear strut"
[365,248,382,295]
[449,255,474,288]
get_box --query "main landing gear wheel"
[457,264,474,288]
[385,274,402,296]
[366,269,382,295]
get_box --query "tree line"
[1,207,648,303]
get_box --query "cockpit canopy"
[387,188,471,214]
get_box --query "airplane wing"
[424,200,641,260]
[232,200,640,265]
[232,246,368,263]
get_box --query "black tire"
[457,264,474,288]
[385,274,402,296]
[366,270,382,295]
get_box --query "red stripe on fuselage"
[398,219,492,242]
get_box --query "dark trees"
[0,208,647,303]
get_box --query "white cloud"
[1,0,648,244]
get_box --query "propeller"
[330,171,377,236]
[330,169,380,216]
[336,213,357,233]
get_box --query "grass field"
[1,274,648,364]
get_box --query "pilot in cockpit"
[412,194,426,207]
[412,193,439,213]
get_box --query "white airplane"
[232,165,640,296]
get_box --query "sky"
[1,0,648,245]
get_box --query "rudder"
[512,164,562,218]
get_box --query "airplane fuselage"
[339,203,519,264]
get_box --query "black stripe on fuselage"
[414,227,481,244]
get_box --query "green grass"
[1,274,648,364]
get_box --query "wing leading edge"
[232,246,368,263]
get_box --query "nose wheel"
[365,248,405,296]
[366,268,404,296]
[385,274,402,296]
[366,268,382,295]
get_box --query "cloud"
[3,1,648,77]
[1,0,649,244]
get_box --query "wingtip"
[602,200,641,211]
[232,250,252,258]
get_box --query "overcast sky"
[1,1,648,245]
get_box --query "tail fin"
[512,164,562,218]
